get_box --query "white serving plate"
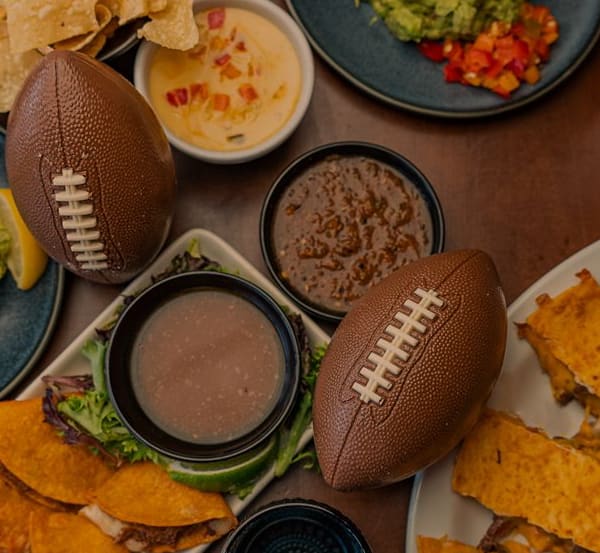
[406,239,600,551]
[18,228,330,553]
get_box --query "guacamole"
[369,0,524,42]
[0,225,10,280]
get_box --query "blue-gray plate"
[285,0,600,118]
[0,134,64,398]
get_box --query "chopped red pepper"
[212,93,230,111]
[418,2,558,99]
[238,83,258,103]
[235,41,246,52]
[165,87,188,107]
[190,82,209,102]
[215,53,231,66]
[418,40,445,62]
[207,8,225,29]
[464,48,493,72]
[221,63,242,79]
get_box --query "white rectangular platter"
[18,228,330,552]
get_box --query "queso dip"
[148,7,302,152]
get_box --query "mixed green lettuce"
[43,242,327,496]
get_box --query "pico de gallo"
[418,3,559,98]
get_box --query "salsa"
[131,289,284,444]
[272,155,433,314]
[148,7,301,152]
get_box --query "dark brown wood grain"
[10,9,600,552]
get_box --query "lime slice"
[165,434,278,494]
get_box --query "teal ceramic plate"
[286,1,600,118]
[0,134,64,397]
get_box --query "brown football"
[5,51,176,284]
[313,250,507,490]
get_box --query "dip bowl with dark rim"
[222,498,372,553]
[106,271,300,463]
[260,141,445,324]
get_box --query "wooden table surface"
[10,7,600,552]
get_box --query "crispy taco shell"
[0,478,53,553]
[29,512,128,553]
[86,462,236,552]
[0,399,114,506]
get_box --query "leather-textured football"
[313,250,507,490]
[6,51,176,284]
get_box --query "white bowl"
[133,0,314,164]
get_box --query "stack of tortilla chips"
[0,398,236,553]
[0,0,200,112]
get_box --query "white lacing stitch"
[352,288,444,405]
[52,168,108,270]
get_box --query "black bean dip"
[272,155,433,313]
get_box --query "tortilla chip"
[91,462,235,528]
[29,512,128,553]
[51,4,113,53]
[79,32,108,58]
[0,399,114,506]
[117,0,167,24]
[0,479,54,553]
[4,0,99,54]
[0,23,42,112]
[137,0,198,50]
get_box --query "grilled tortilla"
[518,269,600,414]
[0,478,54,553]
[29,512,128,553]
[0,399,114,508]
[452,409,600,552]
[81,462,237,553]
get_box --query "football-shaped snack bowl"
[6,51,176,284]
[313,250,507,491]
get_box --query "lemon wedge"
[0,189,48,290]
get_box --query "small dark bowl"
[106,271,300,463]
[260,141,445,324]
[222,499,372,553]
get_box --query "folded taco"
[29,511,128,553]
[0,478,54,553]
[0,399,114,510]
[81,462,237,552]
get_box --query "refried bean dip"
[272,155,433,313]
[132,290,283,444]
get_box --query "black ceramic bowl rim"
[106,271,301,463]
[259,141,446,323]
[221,498,372,553]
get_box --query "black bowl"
[222,498,372,553]
[106,271,300,462]
[260,141,445,324]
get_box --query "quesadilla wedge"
[81,462,237,552]
[0,398,114,509]
[452,409,600,552]
[29,511,128,553]
[518,269,600,414]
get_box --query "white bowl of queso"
[134,0,314,164]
